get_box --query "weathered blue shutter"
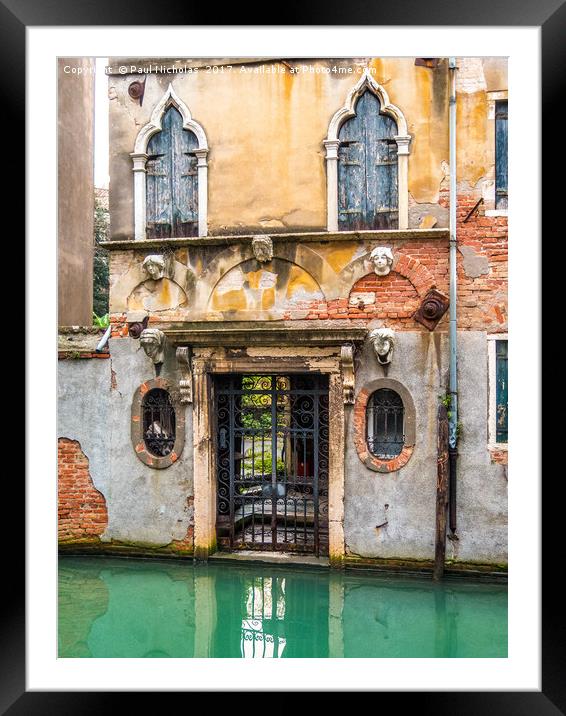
[146,106,199,239]
[338,91,399,230]
[495,101,508,210]
[495,340,508,443]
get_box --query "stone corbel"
[176,347,193,404]
[340,344,355,405]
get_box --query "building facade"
[58,57,508,573]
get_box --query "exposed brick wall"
[58,438,108,543]
[348,272,421,322]
[441,192,508,333]
[58,352,110,360]
[280,244,449,327]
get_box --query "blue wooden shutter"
[146,106,199,239]
[338,91,399,230]
[495,101,508,210]
[495,340,508,443]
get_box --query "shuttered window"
[495,101,508,210]
[338,91,399,230]
[146,106,199,239]
[495,340,508,443]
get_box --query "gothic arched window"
[146,106,199,239]
[338,91,399,231]
[131,84,209,240]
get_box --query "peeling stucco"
[458,245,490,278]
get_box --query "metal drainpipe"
[448,57,459,535]
[95,325,112,353]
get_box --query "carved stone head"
[370,247,394,276]
[140,328,166,364]
[369,327,395,366]
[252,235,273,263]
[142,254,167,281]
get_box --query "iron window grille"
[366,388,405,459]
[142,388,176,457]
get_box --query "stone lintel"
[160,321,368,347]
[100,228,449,251]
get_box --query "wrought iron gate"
[215,374,329,556]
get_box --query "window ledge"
[485,209,508,217]
[101,227,450,250]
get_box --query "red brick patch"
[58,438,108,542]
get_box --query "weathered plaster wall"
[344,331,507,565]
[58,57,95,325]
[451,332,508,562]
[107,235,450,327]
[58,341,194,553]
[108,57,508,238]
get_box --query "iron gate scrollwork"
[215,374,329,556]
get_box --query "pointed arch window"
[131,84,209,240]
[324,69,411,232]
[146,106,199,238]
[338,91,399,230]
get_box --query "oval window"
[366,388,404,459]
[142,388,176,457]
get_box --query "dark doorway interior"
[215,374,329,556]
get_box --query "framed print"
[11,0,557,709]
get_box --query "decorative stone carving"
[413,289,450,331]
[252,235,273,263]
[176,347,193,404]
[142,254,167,281]
[369,247,394,276]
[140,328,166,365]
[369,328,395,366]
[340,344,355,404]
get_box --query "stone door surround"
[190,345,346,566]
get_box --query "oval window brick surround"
[131,377,185,469]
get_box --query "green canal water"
[58,556,507,658]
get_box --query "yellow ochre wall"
[108,57,507,239]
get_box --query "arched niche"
[206,258,325,321]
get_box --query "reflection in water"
[58,557,507,658]
[241,577,286,657]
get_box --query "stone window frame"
[131,376,185,468]
[323,68,411,232]
[487,333,508,450]
[353,378,416,473]
[131,83,209,240]
[484,90,509,218]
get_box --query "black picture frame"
[12,0,555,709]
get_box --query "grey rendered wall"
[58,338,194,548]
[344,330,507,565]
